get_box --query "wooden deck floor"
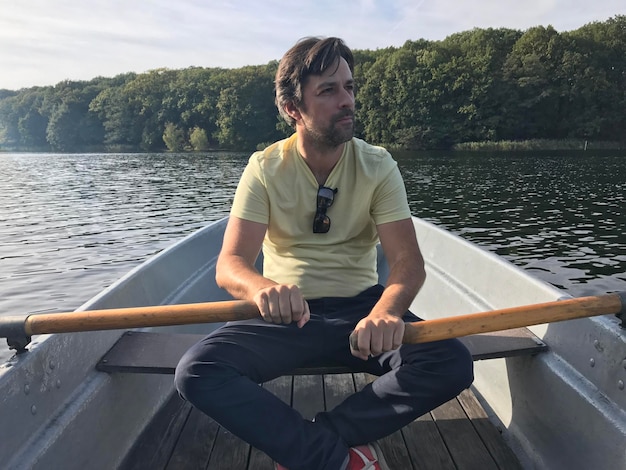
[121,373,523,470]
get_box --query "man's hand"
[350,312,405,360]
[253,284,310,328]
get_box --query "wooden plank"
[377,430,413,469]
[263,375,293,405]
[292,374,325,420]
[402,413,456,470]
[247,446,275,470]
[120,393,191,470]
[457,389,524,470]
[353,372,461,470]
[431,397,499,470]
[166,407,219,470]
[323,373,355,410]
[459,328,547,360]
[96,328,546,375]
[294,365,355,375]
[97,331,205,374]
[353,372,376,390]
[207,427,250,470]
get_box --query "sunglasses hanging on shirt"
[313,185,337,233]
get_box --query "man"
[175,37,473,470]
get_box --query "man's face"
[297,57,355,148]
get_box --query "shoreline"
[3,139,625,154]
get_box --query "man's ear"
[284,102,302,123]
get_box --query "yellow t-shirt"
[230,134,411,299]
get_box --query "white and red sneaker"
[275,441,389,470]
[346,442,389,470]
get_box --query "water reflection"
[0,152,248,321]
[397,150,626,296]
[0,150,625,362]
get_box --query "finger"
[256,293,272,323]
[357,328,372,358]
[267,290,284,323]
[370,329,383,357]
[392,323,405,350]
[289,288,304,324]
[256,296,267,321]
[349,332,368,360]
[349,332,359,351]
[297,301,310,328]
[277,288,293,324]
[382,328,394,352]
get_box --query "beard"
[303,110,355,149]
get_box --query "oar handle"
[350,292,626,350]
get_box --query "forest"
[0,15,624,152]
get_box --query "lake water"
[1,149,625,363]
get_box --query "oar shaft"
[403,292,625,344]
[3,292,624,352]
[23,300,260,335]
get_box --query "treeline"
[1,16,624,152]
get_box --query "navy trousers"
[175,285,474,470]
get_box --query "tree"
[18,109,48,148]
[89,73,141,150]
[162,122,185,151]
[42,80,105,151]
[570,15,626,141]
[189,126,209,151]
[122,68,179,150]
[165,67,222,148]
[440,28,522,142]
[214,65,279,149]
[502,26,568,139]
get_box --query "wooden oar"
[350,291,625,351]
[1,300,259,351]
[350,292,626,351]
[1,292,624,352]
[402,291,625,343]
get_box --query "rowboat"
[1,216,624,469]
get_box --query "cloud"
[0,0,624,90]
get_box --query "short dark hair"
[275,37,354,127]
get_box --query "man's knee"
[446,339,474,392]
[174,348,241,402]
[403,338,474,393]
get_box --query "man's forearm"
[372,257,425,318]
[215,255,277,301]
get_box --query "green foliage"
[162,122,185,151]
[1,16,625,152]
[189,126,210,151]
[214,65,279,149]
[44,80,106,151]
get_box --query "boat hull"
[1,217,624,469]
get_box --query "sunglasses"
[313,186,337,233]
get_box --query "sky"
[1,0,624,91]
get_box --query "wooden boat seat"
[97,327,547,375]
